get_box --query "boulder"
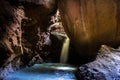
[76,45,120,80]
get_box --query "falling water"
[60,37,70,63]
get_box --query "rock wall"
[58,0,120,58]
[0,0,58,77]
[0,0,24,67]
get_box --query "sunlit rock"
[58,0,120,58]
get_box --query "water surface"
[5,63,77,80]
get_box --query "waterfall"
[60,37,70,63]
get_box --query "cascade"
[60,37,70,63]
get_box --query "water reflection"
[5,63,77,80]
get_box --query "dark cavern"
[0,0,120,80]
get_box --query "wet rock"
[0,0,24,67]
[49,32,66,62]
[76,45,120,80]
[20,0,58,65]
[0,0,58,78]
[47,11,67,62]
[0,57,23,79]
[28,54,43,66]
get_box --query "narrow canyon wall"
[0,0,58,69]
[58,0,120,58]
[0,0,24,67]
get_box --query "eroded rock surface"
[76,45,120,80]
[0,0,58,78]
[0,0,24,67]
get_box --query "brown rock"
[0,0,24,67]
[58,0,120,58]
[0,0,58,78]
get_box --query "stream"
[4,63,77,80]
